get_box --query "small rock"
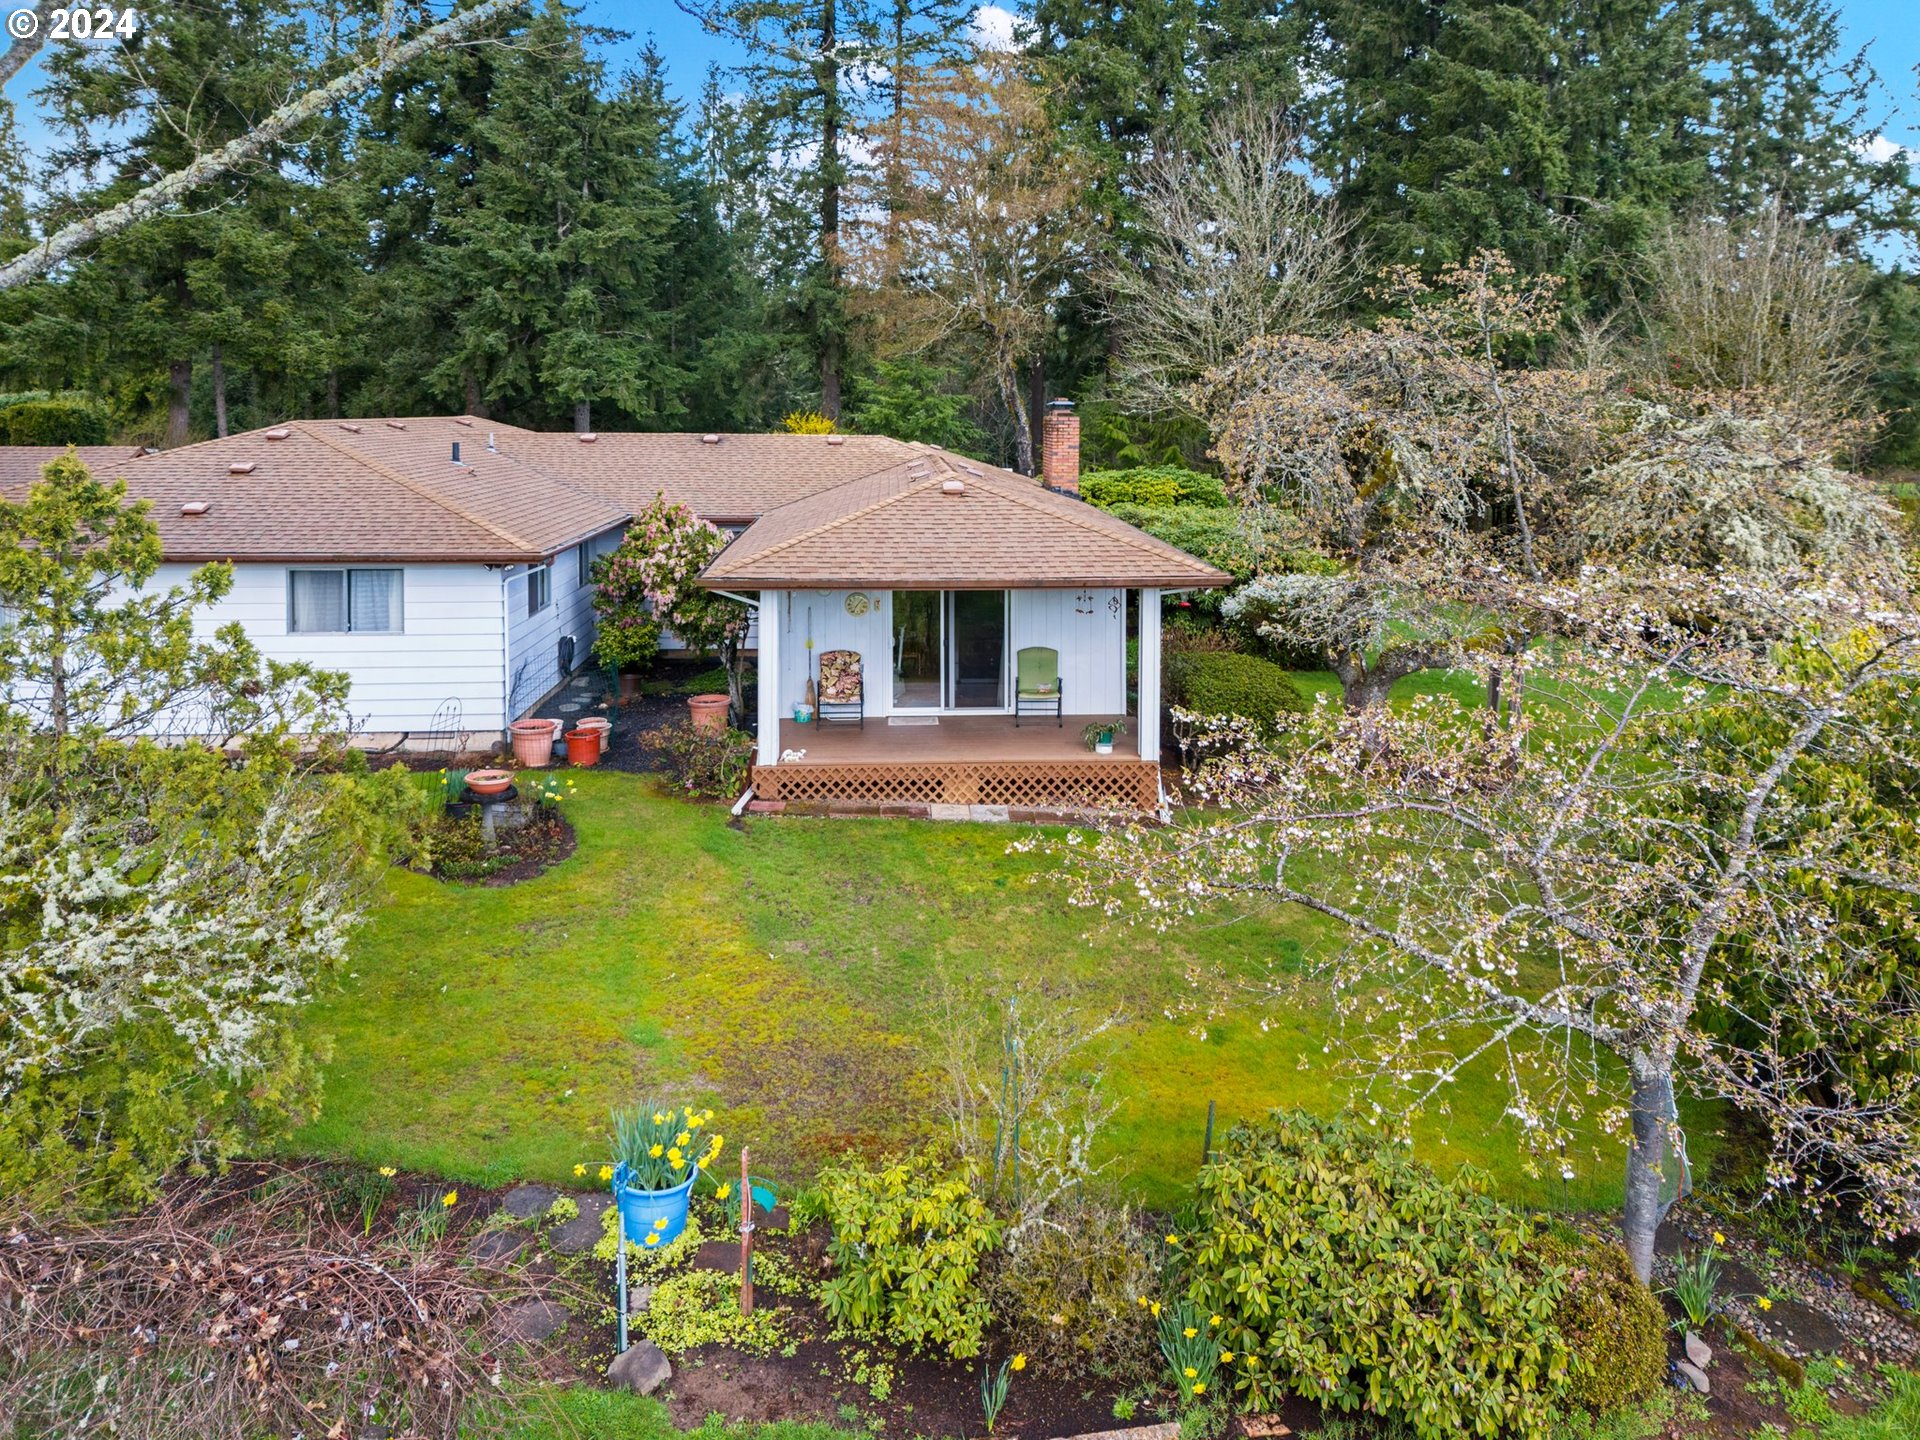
[547,1195,611,1255]
[500,1184,559,1220]
[1675,1359,1711,1395]
[495,1298,570,1343]
[608,1339,672,1395]
[1684,1330,1713,1369]
[628,1281,654,1313]
[467,1230,530,1265]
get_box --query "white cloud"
[968,4,1023,54]
[1855,133,1915,166]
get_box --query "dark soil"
[424,805,576,885]
[531,659,754,776]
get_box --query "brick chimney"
[1041,398,1080,494]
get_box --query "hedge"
[3,400,108,446]
[1165,651,1308,727]
[1080,465,1229,510]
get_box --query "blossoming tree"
[1046,574,1920,1281]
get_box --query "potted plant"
[1081,719,1128,755]
[607,1104,724,1248]
[463,767,514,798]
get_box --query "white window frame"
[287,566,405,635]
[526,562,553,616]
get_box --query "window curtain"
[290,569,347,633]
[349,569,403,633]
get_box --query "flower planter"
[612,1163,699,1248]
[618,671,641,702]
[687,693,730,734]
[564,728,602,766]
[463,768,514,797]
[577,716,612,750]
[509,718,561,768]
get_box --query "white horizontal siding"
[502,522,622,718]
[155,560,508,733]
[768,588,1126,718]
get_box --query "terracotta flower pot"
[687,693,730,734]
[564,728,602,766]
[618,671,641,701]
[577,716,612,745]
[464,768,514,797]
[509,717,561,768]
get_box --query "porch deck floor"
[774,714,1136,764]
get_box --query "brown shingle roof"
[699,451,1232,590]
[0,421,1229,589]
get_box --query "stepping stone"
[967,804,1010,822]
[559,701,583,713]
[1675,1359,1711,1395]
[467,1230,531,1265]
[547,1194,610,1255]
[500,1183,559,1220]
[494,1298,570,1343]
[608,1339,672,1395]
[1684,1331,1713,1369]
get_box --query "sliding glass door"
[890,590,1008,711]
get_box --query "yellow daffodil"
[598,1164,613,1182]
[702,1108,714,1122]
[1165,1233,1179,1245]
[378,1166,396,1178]
[572,1164,586,1178]
[667,1147,683,1164]
[652,1111,667,1124]
[689,1114,704,1130]
[1209,1315,1222,1328]
[715,1183,732,1200]
[1183,1367,1197,1379]
[442,1190,458,1208]
[1221,1351,1234,1363]
[649,1143,664,1158]
[1244,1355,1257,1367]
[644,1232,660,1247]
[1192,1383,1207,1396]
[1183,1327,1197,1339]
[1757,1296,1773,1311]
[675,1132,690,1147]
[1010,1354,1026,1373]
[671,1157,686,1171]
[1136,1296,1149,1308]
[1149,1302,1161,1318]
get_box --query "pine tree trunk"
[1000,355,1034,476]
[1623,1058,1673,1284]
[165,359,192,448]
[211,343,229,437]
[574,398,591,434]
[816,0,842,420]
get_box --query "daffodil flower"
[1183,1327,1197,1339]
[598,1164,613,1182]
[572,1164,586,1178]
[1183,1367,1197,1379]
[1192,1383,1207,1396]
[649,1143,663,1158]
[1209,1315,1222,1327]
[442,1190,458,1207]
[715,1183,732,1200]
[1712,1231,1725,1245]
[675,1132,691,1147]
[1010,1354,1026,1372]
[1757,1296,1773,1311]
[378,1166,396,1178]
[1221,1351,1233,1363]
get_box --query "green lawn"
[290,764,1655,1213]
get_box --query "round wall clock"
[844,592,870,616]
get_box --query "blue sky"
[5,2,1915,198]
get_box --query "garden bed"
[424,801,577,885]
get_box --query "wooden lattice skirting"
[752,760,1160,811]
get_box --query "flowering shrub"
[1186,1110,1569,1440]
[591,495,742,670]
[782,410,836,434]
[817,1150,1002,1358]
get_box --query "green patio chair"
[1014,646,1061,727]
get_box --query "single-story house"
[0,405,1228,808]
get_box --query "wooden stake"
[738,1146,755,1316]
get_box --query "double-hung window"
[289,567,403,634]
[527,562,552,616]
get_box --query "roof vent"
[451,441,462,464]
[957,462,982,477]
[385,420,408,431]
[453,416,474,427]
[941,478,966,496]
[826,434,845,446]
[338,423,362,433]
[228,461,256,475]
[180,501,210,516]
[264,427,290,441]
[577,432,597,444]
[700,433,721,445]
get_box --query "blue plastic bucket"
[612,1164,699,1248]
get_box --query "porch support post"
[1137,588,1161,762]
[755,589,782,766]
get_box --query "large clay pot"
[687,693,730,734]
[618,671,641,701]
[564,728,602,766]
[577,715,612,749]
[510,717,560,768]
[463,768,514,797]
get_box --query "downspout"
[714,589,763,815]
